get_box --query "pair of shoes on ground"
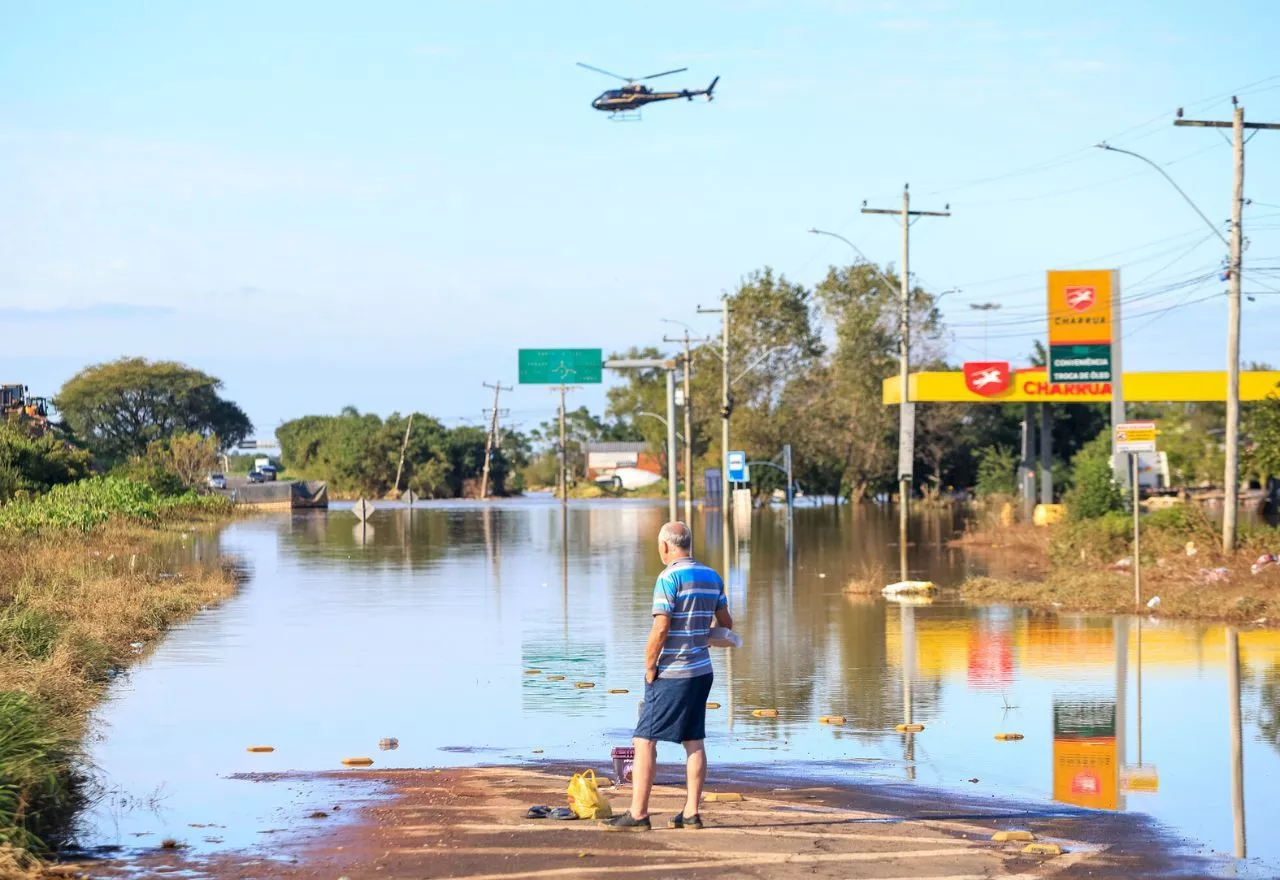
[602,811,702,831]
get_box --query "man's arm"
[715,606,734,630]
[645,614,671,683]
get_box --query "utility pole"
[698,299,731,530]
[863,184,950,581]
[479,381,512,500]
[1175,100,1280,552]
[664,330,711,527]
[392,413,414,497]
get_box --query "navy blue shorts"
[634,672,714,744]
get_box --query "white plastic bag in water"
[708,627,743,648]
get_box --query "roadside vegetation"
[1,358,246,868]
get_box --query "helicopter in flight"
[577,63,719,116]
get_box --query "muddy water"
[83,500,1279,872]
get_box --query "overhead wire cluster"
[805,72,1280,362]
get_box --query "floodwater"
[83,499,1280,873]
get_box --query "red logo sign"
[1065,286,1096,312]
[964,361,1011,397]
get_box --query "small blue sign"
[727,451,748,483]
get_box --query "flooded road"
[83,500,1279,873]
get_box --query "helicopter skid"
[608,110,643,122]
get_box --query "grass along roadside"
[956,505,1280,623]
[0,479,239,867]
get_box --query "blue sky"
[3,0,1280,439]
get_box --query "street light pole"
[969,302,1001,357]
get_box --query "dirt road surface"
[75,764,1218,879]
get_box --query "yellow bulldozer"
[1,384,50,432]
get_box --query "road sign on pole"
[352,498,375,521]
[727,451,748,483]
[1114,421,1157,454]
[518,349,603,384]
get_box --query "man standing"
[604,521,732,831]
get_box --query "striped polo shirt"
[651,557,727,679]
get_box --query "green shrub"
[975,446,1018,498]
[1064,434,1124,520]
[0,476,231,535]
[0,609,61,661]
[112,457,187,497]
[0,692,80,852]
[1051,511,1131,565]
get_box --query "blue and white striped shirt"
[652,557,727,679]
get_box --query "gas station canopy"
[883,367,1280,405]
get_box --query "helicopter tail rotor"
[706,76,719,101]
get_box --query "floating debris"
[994,733,1024,741]
[246,746,275,753]
[1023,843,1063,856]
[992,830,1035,842]
[1146,596,1162,610]
[575,682,595,689]
[341,757,374,767]
[546,675,566,681]
[705,702,721,709]
[752,709,778,718]
[523,669,542,675]
[608,688,628,694]
[818,715,846,725]
[896,723,925,733]
[882,580,936,597]
[307,811,329,819]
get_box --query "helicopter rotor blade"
[576,62,633,82]
[640,67,688,81]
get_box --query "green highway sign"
[1048,343,1112,385]
[518,348,603,384]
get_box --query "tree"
[55,358,251,465]
[1245,392,1280,484]
[1064,432,1124,519]
[0,424,93,501]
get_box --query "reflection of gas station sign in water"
[967,624,1013,689]
[1052,699,1119,811]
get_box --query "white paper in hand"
[708,627,743,648]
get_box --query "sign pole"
[1132,452,1141,608]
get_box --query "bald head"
[658,521,692,564]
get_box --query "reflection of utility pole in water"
[1135,618,1143,767]
[1114,619,1128,812]
[901,604,917,780]
[561,504,570,643]
[483,505,501,611]
[1227,626,1246,858]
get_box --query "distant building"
[585,442,663,490]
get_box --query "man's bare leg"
[629,736,657,818]
[682,739,706,817]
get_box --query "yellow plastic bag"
[566,769,612,820]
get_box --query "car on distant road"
[206,472,227,490]
[247,469,267,484]
[593,466,661,491]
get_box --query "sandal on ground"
[549,807,578,820]
[525,805,552,819]
[668,812,703,829]
[602,811,652,832]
